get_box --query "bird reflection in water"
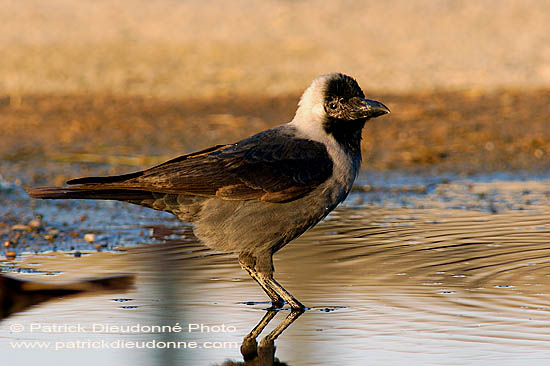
[221,309,303,366]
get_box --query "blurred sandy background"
[1,0,549,180]
[2,0,550,96]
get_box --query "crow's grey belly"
[193,182,347,255]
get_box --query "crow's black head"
[323,74,389,121]
[321,73,390,152]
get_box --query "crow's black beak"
[361,98,390,118]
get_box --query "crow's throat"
[323,117,366,155]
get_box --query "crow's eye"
[329,102,338,110]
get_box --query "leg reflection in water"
[223,309,304,366]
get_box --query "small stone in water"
[5,250,16,260]
[84,233,96,243]
[12,224,31,231]
[29,219,42,229]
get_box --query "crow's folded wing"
[67,130,334,203]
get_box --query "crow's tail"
[26,186,153,201]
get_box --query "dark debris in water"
[315,306,347,312]
[241,301,273,306]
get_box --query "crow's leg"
[239,252,284,309]
[255,252,306,310]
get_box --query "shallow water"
[1,172,550,365]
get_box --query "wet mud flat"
[1,171,549,365]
